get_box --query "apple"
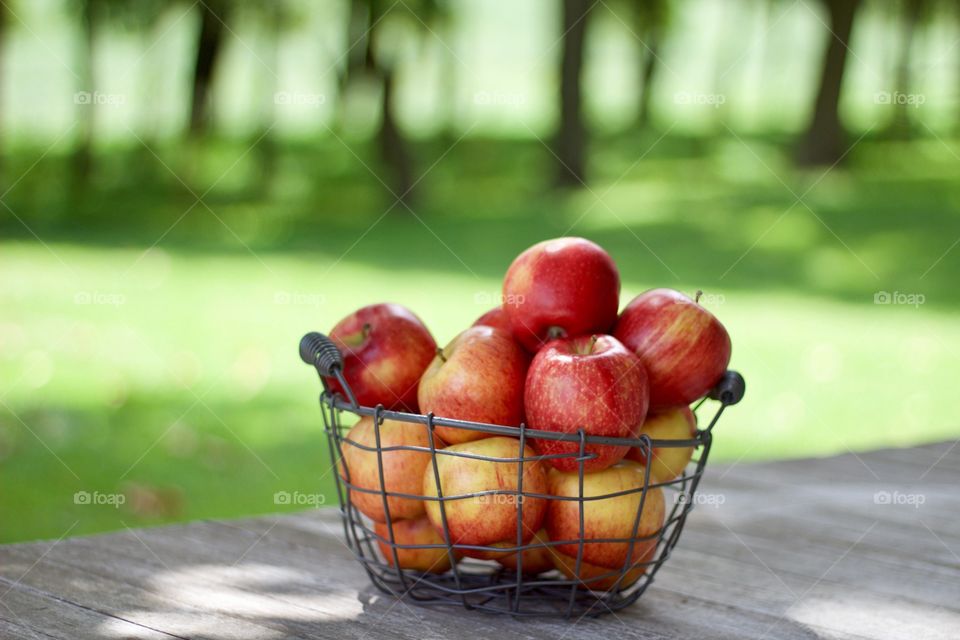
[549,544,656,591]
[340,416,438,523]
[525,334,649,472]
[327,303,436,412]
[472,307,513,333]
[502,237,620,352]
[613,289,731,409]
[374,517,458,573]
[626,407,697,483]
[422,437,547,559]
[545,460,665,571]
[418,325,529,444]
[496,529,554,575]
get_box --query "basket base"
[360,559,653,618]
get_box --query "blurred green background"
[2,0,959,543]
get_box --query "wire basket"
[300,332,745,618]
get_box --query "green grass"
[2,132,959,543]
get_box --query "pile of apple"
[326,237,731,589]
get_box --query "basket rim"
[323,392,716,449]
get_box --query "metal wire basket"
[300,331,745,618]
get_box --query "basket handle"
[299,332,343,377]
[708,370,745,406]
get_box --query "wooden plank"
[0,547,305,640]
[711,440,960,485]
[0,577,179,640]
[0,618,58,640]
[2,442,959,639]
[0,519,836,639]
[65,519,801,640]
[245,511,960,639]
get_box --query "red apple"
[546,460,665,571]
[327,303,436,411]
[418,325,529,444]
[472,307,512,333]
[340,416,438,523]
[613,289,731,409]
[422,437,547,559]
[502,237,620,352]
[626,407,697,483]
[374,517,459,573]
[525,334,649,472]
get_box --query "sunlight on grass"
[2,240,958,542]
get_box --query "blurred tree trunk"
[256,0,282,190]
[555,0,592,187]
[437,32,458,143]
[889,0,923,138]
[796,0,860,166]
[72,0,98,188]
[0,3,5,179]
[189,0,229,137]
[377,68,414,203]
[352,0,414,205]
[339,0,370,94]
[636,31,661,127]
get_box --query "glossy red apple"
[502,237,620,352]
[327,303,436,411]
[418,325,529,444]
[626,407,697,483]
[525,334,649,472]
[472,307,512,333]
[613,289,731,408]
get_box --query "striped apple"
[614,289,731,409]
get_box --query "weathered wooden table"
[2,442,958,639]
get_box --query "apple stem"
[362,323,372,339]
[436,347,447,363]
[589,335,598,351]
[695,290,703,304]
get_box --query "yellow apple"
[546,460,665,570]
[549,543,656,590]
[422,437,547,559]
[496,529,554,574]
[340,416,437,522]
[626,407,697,483]
[374,517,458,573]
